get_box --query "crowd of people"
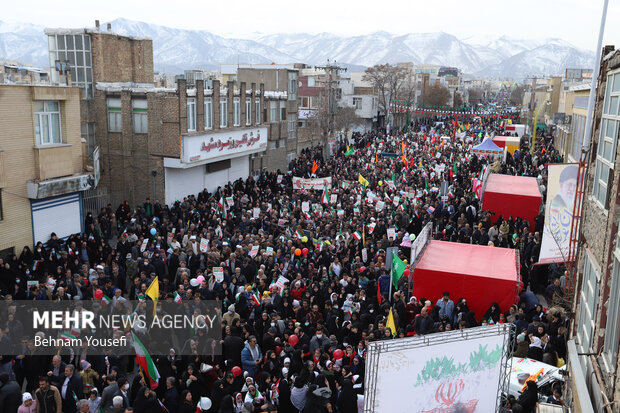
[0,114,568,413]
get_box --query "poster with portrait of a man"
[539,164,580,264]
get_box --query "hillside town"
[0,5,618,413]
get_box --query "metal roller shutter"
[31,193,82,245]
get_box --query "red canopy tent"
[412,240,520,321]
[482,174,542,231]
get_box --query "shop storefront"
[164,127,267,204]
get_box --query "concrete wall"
[0,84,83,252]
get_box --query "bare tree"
[510,85,524,106]
[334,106,362,135]
[362,64,408,115]
[422,83,451,107]
[453,91,463,108]
[468,87,484,105]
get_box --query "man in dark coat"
[99,375,119,412]
[60,364,83,413]
[163,376,179,413]
[223,332,244,367]
[0,373,21,413]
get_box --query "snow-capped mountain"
[0,18,595,80]
[0,20,48,66]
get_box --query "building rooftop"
[220,63,298,75]
[569,84,591,92]
[95,82,173,93]
[44,27,150,41]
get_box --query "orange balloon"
[295,248,302,256]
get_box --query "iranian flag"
[250,291,261,306]
[132,332,160,390]
[321,183,329,205]
[352,231,362,241]
[219,195,226,218]
[59,332,78,341]
[295,229,304,239]
[173,292,182,304]
[101,295,112,306]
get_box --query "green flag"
[391,252,407,289]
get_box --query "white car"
[506,357,566,398]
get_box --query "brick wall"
[90,33,154,84]
[93,78,297,206]
[574,50,620,405]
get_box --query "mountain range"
[0,18,595,80]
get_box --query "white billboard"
[181,127,267,164]
[364,325,511,413]
[539,164,580,264]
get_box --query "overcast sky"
[3,0,619,51]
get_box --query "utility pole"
[314,60,347,156]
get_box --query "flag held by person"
[358,174,369,187]
[391,252,406,289]
[146,277,159,316]
[321,182,329,205]
[132,332,160,390]
[387,308,397,336]
[312,160,318,174]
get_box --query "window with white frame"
[299,97,309,108]
[288,71,298,101]
[204,97,213,129]
[246,98,252,125]
[34,101,62,145]
[577,253,600,367]
[280,100,287,120]
[308,77,315,87]
[353,97,363,110]
[233,97,241,126]
[255,98,261,124]
[604,233,620,371]
[220,97,228,128]
[270,101,277,122]
[593,71,620,208]
[107,98,122,132]
[288,114,297,139]
[132,99,148,133]
[187,98,196,132]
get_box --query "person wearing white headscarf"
[527,335,544,362]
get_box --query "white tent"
[471,137,503,157]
